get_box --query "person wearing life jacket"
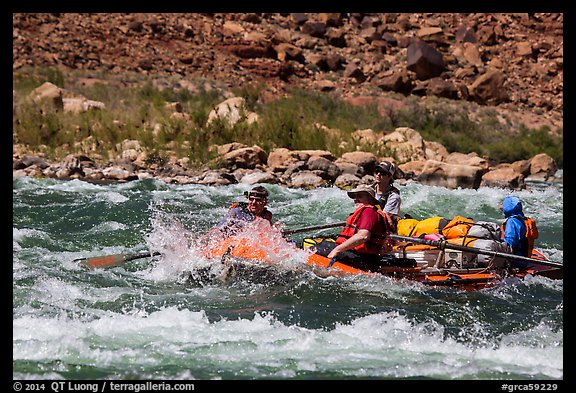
[217,185,273,235]
[372,161,401,231]
[314,184,394,272]
[499,195,538,269]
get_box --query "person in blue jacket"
[499,195,536,268]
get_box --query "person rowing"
[215,185,273,236]
[312,184,396,272]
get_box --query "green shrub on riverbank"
[13,67,563,168]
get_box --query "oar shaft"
[388,234,562,268]
[282,222,346,235]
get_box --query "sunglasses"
[248,196,266,203]
[375,170,391,176]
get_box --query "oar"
[75,222,347,269]
[388,234,563,269]
[74,251,161,270]
[282,222,346,236]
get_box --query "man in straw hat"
[313,184,395,271]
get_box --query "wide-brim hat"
[346,184,378,203]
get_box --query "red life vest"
[335,204,392,255]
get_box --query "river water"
[13,177,563,381]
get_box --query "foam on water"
[13,228,52,253]
[86,221,128,234]
[13,306,563,379]
[97,191,129,204]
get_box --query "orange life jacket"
[335,204,392,255]
[501,215,538,257]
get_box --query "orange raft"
[201,229,562,290]
[306,252,502,290]
[309,248,559,289]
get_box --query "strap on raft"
[388,234,563,269]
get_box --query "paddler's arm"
[327,229,371,259]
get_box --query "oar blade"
[75,252,156,270]
[533,267,563,280]
[76,253,132,269]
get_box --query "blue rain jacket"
[501,196,527,257]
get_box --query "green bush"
[12,67,563,168]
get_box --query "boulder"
[239,171,279,185]
[406,40,445,80]
[288,171,328,189]
[206,97,258,127]
[445,152,490,169]
[267,148,334,171]
[529,153,557,177]
[469,70,508,105]
[334,173,362,189]
[307,156,341,181]
[381,127,427,163]
[480,166,525,189]
[337,151,378,174]
[417,160,485,189]
[219,145,267,170]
